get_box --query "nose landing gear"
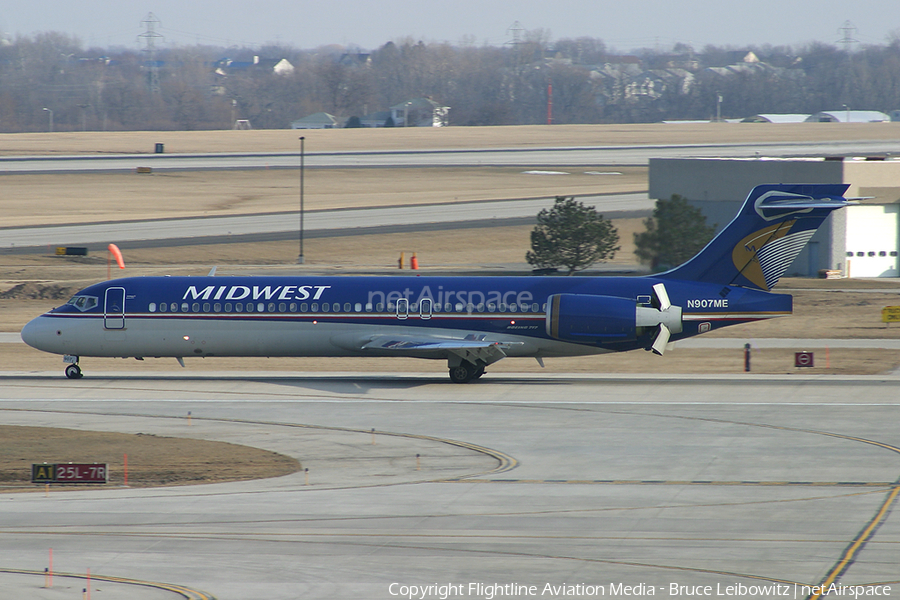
[63,355,83,379]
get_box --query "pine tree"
[526,196,620,275]
[634,194,716,270]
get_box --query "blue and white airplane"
[21,184,851,382]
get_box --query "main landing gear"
[448,360,486,384]
[64,355,83,379]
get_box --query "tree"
[634,194,716,270]
[526,197,620,275]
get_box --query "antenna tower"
[837,20,858,54]
[139,13,164,93]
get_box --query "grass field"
[4,122,900,156]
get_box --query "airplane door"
[104,287,126,329]
[419,298,433,320]
[396,298,409,320]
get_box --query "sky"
[2,0,898,53]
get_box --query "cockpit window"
[66,295,98,312]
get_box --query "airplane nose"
[21,317,53,351]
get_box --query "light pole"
[42,107,53,132]
[298,136,305,265]
[716,94,723,122]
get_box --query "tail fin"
[659,184,852,290]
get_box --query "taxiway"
[1,372,899,599]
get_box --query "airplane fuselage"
[22,274,789,363]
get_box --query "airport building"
[649,157,900,278]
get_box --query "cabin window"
[376,303,384,312]
[234,303,243,313]
[355,303,362,312]
[289,303,297,312]
[466,303,474,313]
[857,252,865,257]
[149,303,156,312]
[182,303,190,312]
[487,303,496,312]
[213,303,221,312]
[300,302,308,312]
[245,303,254,312]
[259,303,267,312]
[365,303,373,312]
[203,303,211,312]
[343,302,351,312]
[159,302,167,313]
[170,303,178,312]
[880,251,887,257]
[322,302,330,312]
[225,303,232,313]
[387,302,395,312]
[499,303,508,312]
[532,303,539,312]
[192,303,200,312]
[310,303,318,312]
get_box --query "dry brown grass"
[3,122,900,156]
[0,425,300,491]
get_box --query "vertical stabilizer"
[658,184,851,290]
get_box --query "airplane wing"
[360,334,523,366]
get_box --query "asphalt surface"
[3,138,900,173]
[1,372,900,599]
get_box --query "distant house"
[339,53,372,67]
[291,112,341,129]
[215,56,294,76]
[806,110,891,123]
[389,97,450,127]
[625,69,694,101]
[360,111,392,128]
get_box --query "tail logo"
[732,220,813,290]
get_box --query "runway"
[1,372,899,599]
[3,138,900,173]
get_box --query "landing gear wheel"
[65,364,83,379]
[449,361,478,383]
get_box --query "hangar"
[649,157,900,278]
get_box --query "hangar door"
[846,205,899,277]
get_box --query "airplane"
[21,183,852,383]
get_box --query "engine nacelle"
[546,294,639,344]
[546,292,684,347]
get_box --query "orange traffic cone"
[410,253,419,270]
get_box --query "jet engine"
[546,284,682,354]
